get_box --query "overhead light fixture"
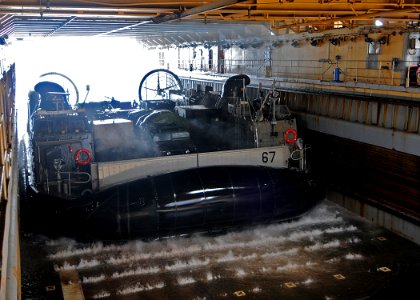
[375,20,383,27]
[291,40,300,48]
[329,38,340,46]
[310,39,321,47]
[378,36,387,45]
[271,41,282,48]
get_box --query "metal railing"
[0,63,19,300]
[183,58,419,87]
[50,171,92,197]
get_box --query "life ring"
[284,128,298,144]
[74,148,92,166]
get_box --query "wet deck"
[21,200,420,300]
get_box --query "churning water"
[21,200,420,299]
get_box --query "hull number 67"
[262,151,276,163]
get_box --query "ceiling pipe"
[46,16,76,37]
[151,0,248,24]
[273,8,419,30]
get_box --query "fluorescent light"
[375,20,383,27]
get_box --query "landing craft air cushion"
[22,70,324,239]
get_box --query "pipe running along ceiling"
[0,1,419,47]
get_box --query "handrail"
[48,171,92,197]
[182,58,420,87]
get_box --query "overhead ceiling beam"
[0,1,418,23]
[97,0,247,36]
[0,4,170,17]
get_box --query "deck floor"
[21,200,420,300]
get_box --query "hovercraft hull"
[23,165,324,240]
